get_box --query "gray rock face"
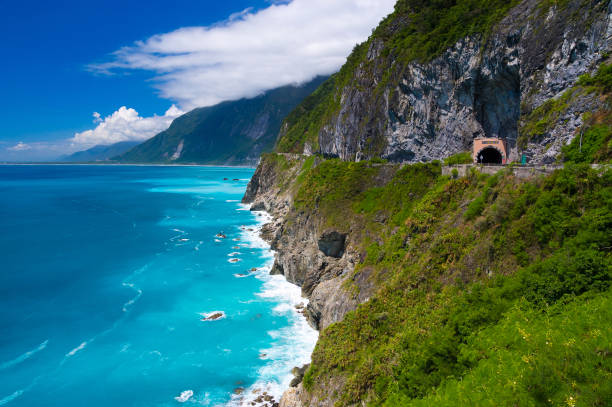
[245,2,612,406]
[317,231,347,258]
[314,0,611,165]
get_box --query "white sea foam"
[224,204,318,406]
[0,389,25,406]
[0,340,49,371]
[66,342,87,357]
[122,282,143,313]
[175,389,194,403]
[0,375,43,406]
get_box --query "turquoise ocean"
[0,165,317,406]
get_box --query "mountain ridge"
[61,141,141,162]
[114,77,328,165]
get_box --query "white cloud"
[7,142,32,151]
[71,105,184,148]
[89,0,396,109]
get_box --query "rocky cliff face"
[244,156,393,333]
[299,0,611,165]
[243,156,403,407]
[245,2,612,406]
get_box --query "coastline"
[0,163,258,169]
[227,205,318,407]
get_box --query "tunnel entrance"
[476,147,503,164]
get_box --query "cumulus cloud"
[7,142,32,151]
[71,105,184,148]
[89,0,396,109]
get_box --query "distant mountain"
[115,76,327,165]
[63,141,141,162]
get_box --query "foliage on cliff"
[518,62,612,163]
[291,159,611,406]
[275,0,521,154]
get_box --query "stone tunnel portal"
[473,138,508,165]
[476,147,503,164]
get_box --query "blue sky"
[0,0,395,161]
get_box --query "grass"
[294,162,611,406]
[443,152,473,166]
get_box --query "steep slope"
[115,77,327,165]
[276,0,611,165]
[241,1,612,406]
[245,156,611,407]
[62,141,141,162]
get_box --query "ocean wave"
[0,375,43,406]
[0,339,48,371]
[65,341,87,357]
[122,289,143,313]
[174,390,194,403]
[0,389,25,406]
[223,204,318,407]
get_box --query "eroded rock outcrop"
[315,0,611,165]
[245,2,612,406]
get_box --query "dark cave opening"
[477,147,503,164]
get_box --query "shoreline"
[0,162,258,169]
[226,205,318,407]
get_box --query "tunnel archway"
[476,147,503,164]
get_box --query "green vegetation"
[275,78,337,153]
[518,87,580,149]
[519,63,612,158]
[380,0,520,64]
[294,159,391,226]
[115,77,327,164]
[562,122,612,164]
[578,63,612,93]
[443,152,473,166]
[293,161,611,406]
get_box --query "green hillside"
[258,154,612,406]
[116,77,327,165]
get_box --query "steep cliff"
[243,1,612,406]
[245,155,611,407]
[276,0,611,165]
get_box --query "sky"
[0,0,396,161]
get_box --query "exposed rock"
[313,0,610,165]
[243,2,612,406]
[250,201,267,212]
[317,231,347,258]
[289,364,309,387]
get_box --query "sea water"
[0,165,317,406]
